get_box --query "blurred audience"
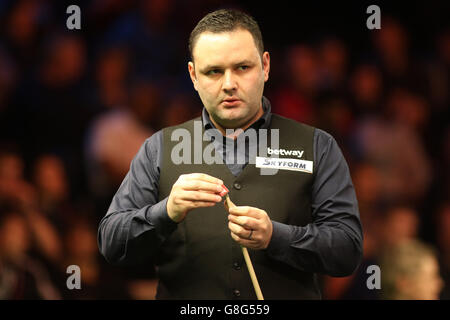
[317,37,349,95]
[61,215,131,299]
[322,204,421,300]
[379,205,420,249]
[351,89,432,205]
[33,155,69,215]
[270,44,318,125]
[0,207,60,299]
[435,203,450,299]
[348,63,384,117]
[85,79,159,203]
[93,46,129,112]
[379,239,443,300]
[371,17,426,93]
[162,93,201,128]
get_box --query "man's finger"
[228,206,262,218]
[182,180,224,193]
[180,190,222,203]
[228,221,252,237]
[228,214,258,230]
[179,199,217,209]
[230,231,259,246]
[185,173,223,186]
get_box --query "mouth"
[222,97,241,107]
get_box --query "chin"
[219,117,246,129]
[219,109,245,120]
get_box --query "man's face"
[188,28,270,130]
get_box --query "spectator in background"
[85,78,159,209]
[372,17,425,93]
[441,128,450,202]
[422,30,450,196]
[348,63,384,118]
[0,149,25,203]
[312,38,353,154]
[385,87,430,135]
[351,88,432,205]
[0,204,61,299]
[322,215,381,300]
[351,161,383,219]
[2,0,49,70]
[32,154,76,231]
[0,149,64,285]
[128,79,164,131]
[270,44,319,125]
[435,203,450,299]
[0,46,21,147]
[332,204,421,300]
[85,44,157,207]
[61,214,131,299]
[317,37,348,95]
[13,32,92,199]
[323,204,420,300]
[424,29,450,113]
[0,149,132,300]
[103,0,183,83]
[379,205,420,249]
[92,46,130,112]
[33,155,69,212]
[351,162,385,258]
[0,45,18,112]
[379,239,443,300]
[38,33,86,89]
[315,94,354,154]
[161,93,201,128]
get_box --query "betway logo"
[267,147,304,158]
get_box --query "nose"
[222,70,237,93]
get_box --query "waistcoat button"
[233,262,241,270]
[233,182,241,190]
[233,289,241,297]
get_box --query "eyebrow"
[199,60,255,73]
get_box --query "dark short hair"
[188,9,264,61]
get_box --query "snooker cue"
[225,194,264,300]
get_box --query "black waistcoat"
[157,114,321,299]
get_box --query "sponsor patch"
[255,157,313,174]
[267,147,304,158]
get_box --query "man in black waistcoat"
[98,9,363,299]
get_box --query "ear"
[188,61,198,91]
[262,51,270,82]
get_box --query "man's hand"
[167,173,226,223]
[227,206,273,250]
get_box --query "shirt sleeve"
[266,128,363,276]
[97,130,178,265]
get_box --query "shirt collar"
[202,96,272,131]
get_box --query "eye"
[238,65,249,71]
[206,69,221,76]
